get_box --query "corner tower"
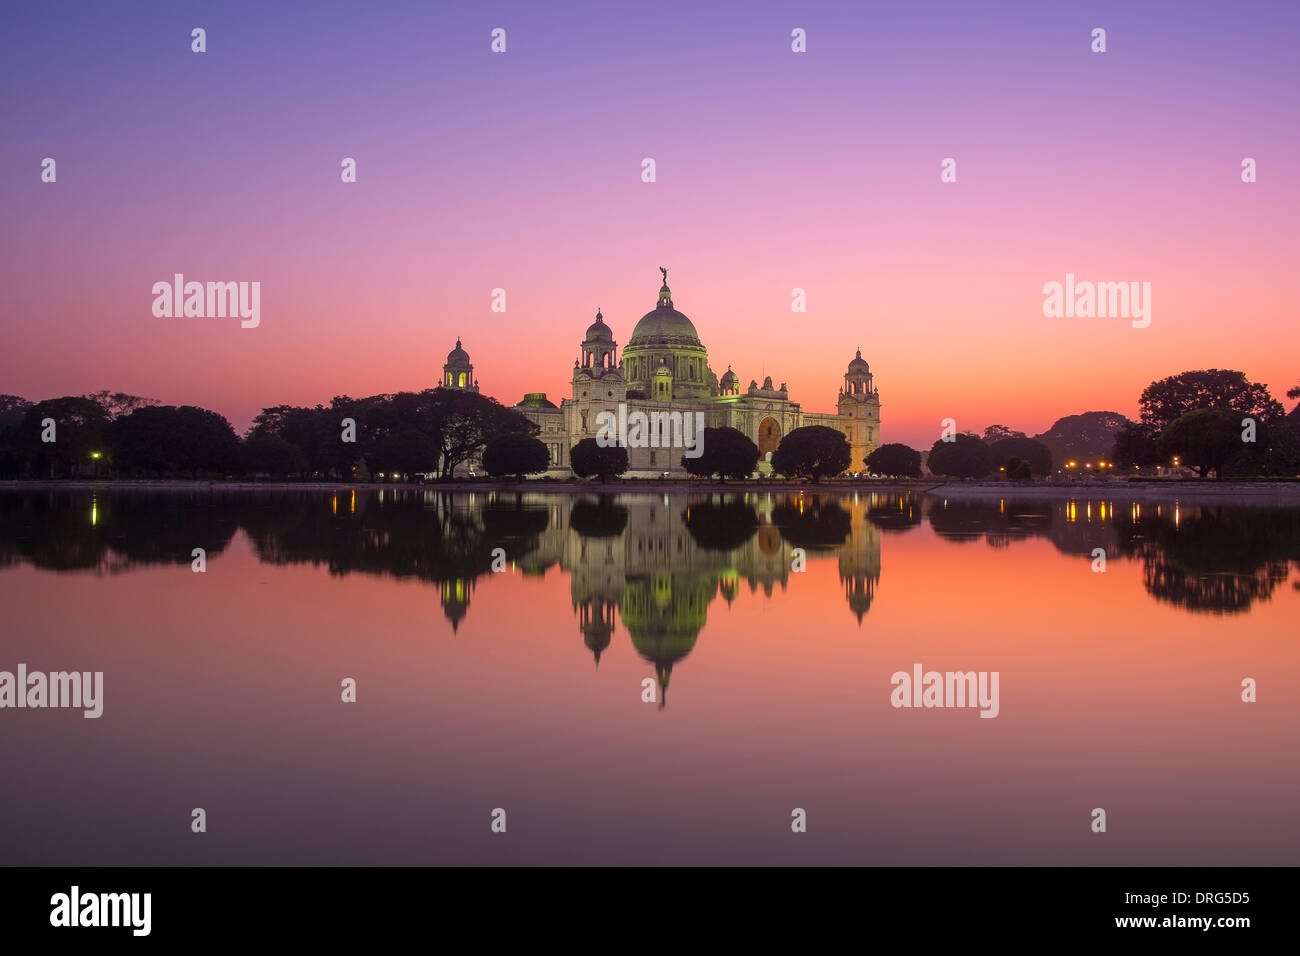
[837,349,881,470]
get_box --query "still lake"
[1,488,1297,865]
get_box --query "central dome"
[628,304,700,346]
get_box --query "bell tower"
[838,349,881,470]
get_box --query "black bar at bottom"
[0,866,1281,943]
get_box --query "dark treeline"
[0,389,538,480]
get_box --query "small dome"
[847,349,869,372]
[585,309,612,342]
[446,338,471,365]
[654,360,673,376]
[719,366,738,386]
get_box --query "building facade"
[442,271,882,477]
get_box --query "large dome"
[628,304,700,346]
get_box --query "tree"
[0,395,32,429]
[1110,421,1162,470]
[771,425,851,482]
[107,405,240,477]
[1262,418,1300,476]
[83,391,159,420]
[375,428,439,478]
[570,438,628,480]
[482,434,550,479]
[926,434,994,479]
[18,397,110,477]
[430,388,537,479]
[989,436,1052,476]
[865,442,921,478]
[1289,383,1300,401]
[1157,408,1243,478]
[1004,457,1032,480]
[681,426,759,482]
[1139,369,1283,434]
[983,424,1026,442]
[242,434,308,478]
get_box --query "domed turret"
[442,337,478,392]
[842,348,874,397]
[719,365,739,396]
[578,308,618,374]
[585,308,612,343]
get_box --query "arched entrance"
[757,417,782,458]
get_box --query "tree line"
[2,367,1295,482]
[0,389,543,480]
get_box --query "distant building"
[442,270,882,476]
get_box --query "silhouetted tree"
[375,428,439,478]
[1110,421,1162,470]
[570,438,628,480]
[771,426,851,482]
[482,434,550,479]
[983,424,1026,442]
[1004,456,1032,480]
[927,434,994,479]
[430,388,538,478]
[242,434,308,478]
[990,436,1053,476]
[107,405,240,477]
[866,442,922,478]
[1139,369,1282,434]
[1157,408,1243,478]
[0,395,32,429]
[682,426,759,482]
[83,391,159,420]
[17,397,110,477]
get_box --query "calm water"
[1,488,1297,865]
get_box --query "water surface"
[1,488,1296,865]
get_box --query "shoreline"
[3,478,1299,504]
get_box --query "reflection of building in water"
[839,501,883,623]
[440,577,473,633]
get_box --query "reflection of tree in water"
[244,491,547,582]
[683,499,759,551]
[569,497,628,538]
[864,492,923,533]
[771,497,851,549]
[0,491,237,572]
[926,498,1053,545]
[240,490,550,631]
[1111,507,1300,614]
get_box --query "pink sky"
[2,1,1296,446]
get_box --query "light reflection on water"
[0,489,1296,865]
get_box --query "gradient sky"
[2,0,1297,445]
